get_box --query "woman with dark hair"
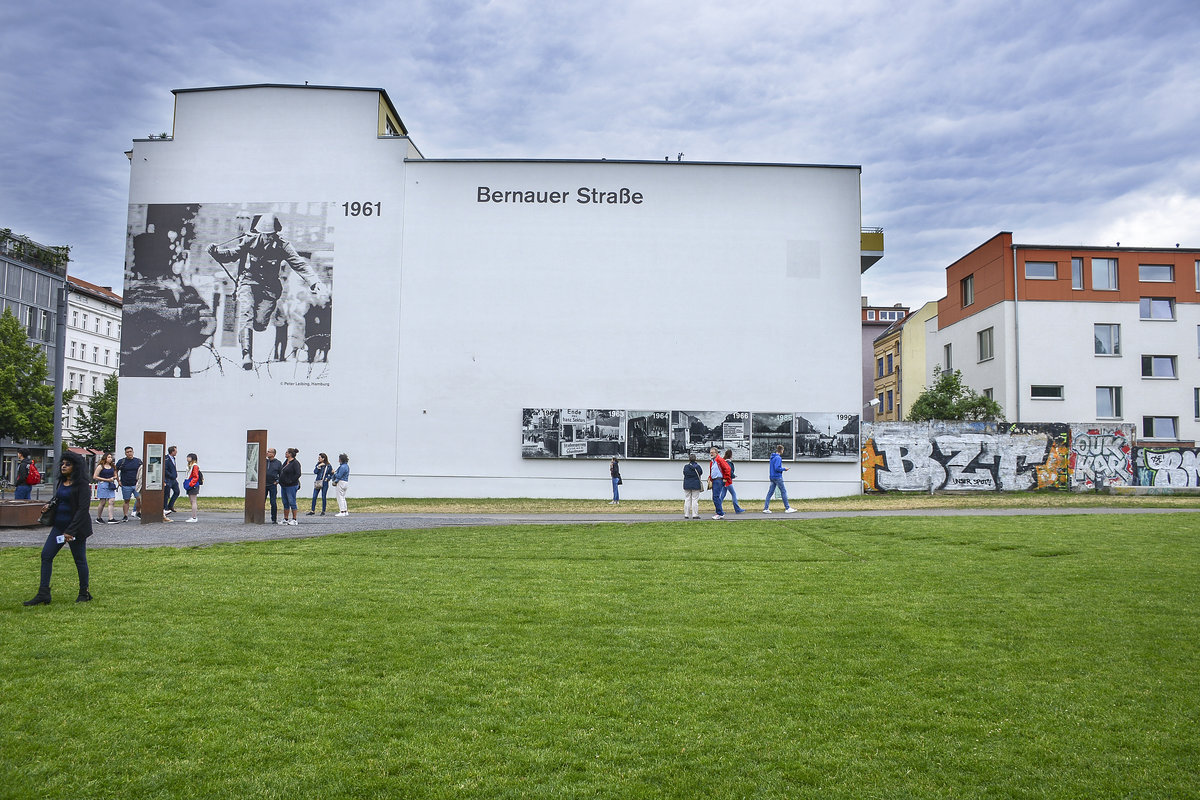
[332,453,350,517]
[307,453,333,516]
[182,453,202,522]
[722,449,746,514]
[279,447,302,525]
[24,452,94,605]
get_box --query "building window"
[1143,416,1178,439]
[1094,324,1121,356]
[1195,388,1200,420]
[1072,257,1084,290]
[943,343,952,370]
[82,313,88,329]
[876,357,884,378]
[977,327,994,362]
[1025,261,1057,280]
[1196,260,1200,292]
[1092,257,1119,290]
[94,317,100,332]
[876,392,884,409]
[106,320,112,337]
[1141,355,1177,378]
[69,340,76,359]
[1097,387,1122,419]
[104,349,110,366]
[961,275,974,307]
[40,310,51,342]
[886,390,894,412]
[1031,385,1064,400]
[71,310,78,327]
[866,310,875,321]
[1140,297,1175,320]
[983,387,994,400]
[91,376,98,394]
[92,345,98,363]
[1139,264,1174,282]
[886,353,893,374]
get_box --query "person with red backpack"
[14,449,38,500]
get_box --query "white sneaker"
[784,507,797,513]
[762,508,773,513]
[277,520,287,525]
[288,519,298,526]
[163,509,173,515]
[186,517,198,523]
[711,514,725,520]
[335,511,348,517]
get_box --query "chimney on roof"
[861,296,868,307]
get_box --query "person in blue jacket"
[763,444,796,513]
[308,453,334,516]
[332,453,351,516]
[683,454,704,519]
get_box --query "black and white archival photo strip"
[522,408,561,458]
[751,412,794,460]
[671,411,751,460]
[559,409,626,458]
[794,412,860,461]
[625,411,670,459]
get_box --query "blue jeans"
[281,485,298,510]
[41,529,88,591]
[266,484,278,521]
[14,484,31,500]
[165,479,180,511]
[311,482,329,512]
[711,479,726,516]
[724,483,744,512]
[764,478,790,510]
[612,477,620,502]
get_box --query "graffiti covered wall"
[862,422,1135,493]
[1134,447,1200,487]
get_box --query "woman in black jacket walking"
[24,451,94,605]
[279,447,302,525]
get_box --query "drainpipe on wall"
[1010,244,1021,423]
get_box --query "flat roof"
[172,84,408,137]
[409,158,862,170]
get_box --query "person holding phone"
[24,452,94,606]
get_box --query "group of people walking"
[264,448,350,525]
[611,446,798,519]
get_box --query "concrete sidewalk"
[0,505,1195,548]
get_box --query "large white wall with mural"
[116,85,868,498]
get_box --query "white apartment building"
[928,232,1200,442]
[65,277,122,442]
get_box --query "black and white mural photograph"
[625,411,670,459]
[521,408,561,458]
[751,413,794,459]
[559,409,625,458]
[795,412,860,461]
[120,203,334,380]
[671,411,751,460]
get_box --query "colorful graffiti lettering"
[1135,448,1200,487]
[862,422,1135,493]
[1069,426,1134,489]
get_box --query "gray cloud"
[1,0,1197,309]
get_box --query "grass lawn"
[2,515,1198,798]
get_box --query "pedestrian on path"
[609,456,621,505]
[723,449,746,514]
[708,446,732,520]
[308,453,333,516]
[683,454,704,519]
[279,448,301,525]
[332,453,350,516]
[763,444,796,513]
[183,453,202,522]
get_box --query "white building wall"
[65,291,121,441]
[117,86,867,498]
[933,299,1200,439]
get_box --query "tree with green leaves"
[907,366,1005,422]
[0,308,56,444]
[73,372,118,453]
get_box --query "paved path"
[0,506,1195,548]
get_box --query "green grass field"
[2,514,1198,798]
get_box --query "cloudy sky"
[2,0,1197,310]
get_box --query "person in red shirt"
[708,447,733,520]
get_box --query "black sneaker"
[121,516,128,523]
[305,511,315,516]
[76,590,92,603]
